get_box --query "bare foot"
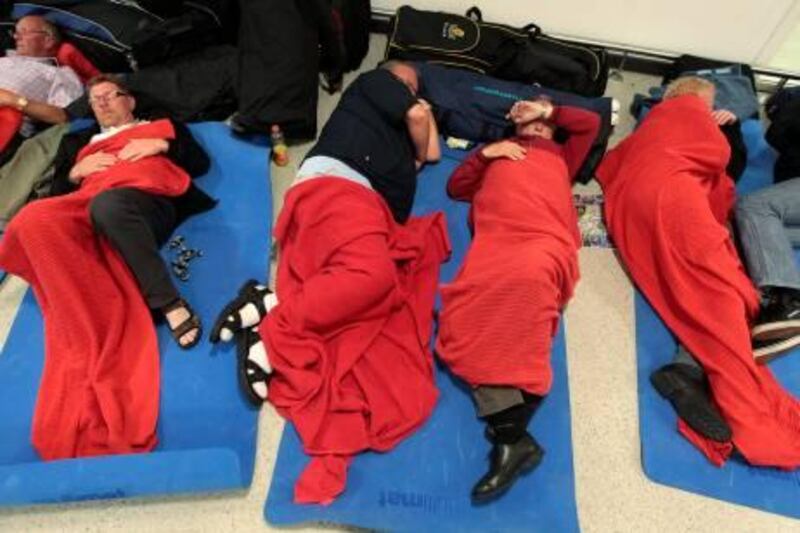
[164,302,199,347]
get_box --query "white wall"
[375,0,800,71]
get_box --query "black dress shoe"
[650,363,732,442]
[471,432,544,503]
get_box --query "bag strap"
[466,7,482,21]
[467,6,541,39]
[522,23,542,39]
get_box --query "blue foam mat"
[265,146,579,532]
[636,119,800,519]
[0,122,271,506]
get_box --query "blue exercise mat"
[0,122,270,506]
[636,120,800,519]
[265,146,579,532]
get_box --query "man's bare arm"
[0,88,68,125]
[406,101,431,168]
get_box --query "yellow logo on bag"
[443,23,465,40]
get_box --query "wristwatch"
[16,96,29,111]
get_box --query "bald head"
[381,60,419,96]
[14,15,61,58]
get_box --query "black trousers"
[89,187,179,309]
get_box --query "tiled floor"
[0,34,798,532]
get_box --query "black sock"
[484,394,543,444]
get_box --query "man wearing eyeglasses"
[0,73,215,460]
[0,15,82,137]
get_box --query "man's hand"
[481,140,527,161]
[118,138,169,162]
[0,88,20,108]
[68,152,118,183]
[711,109,738,126]
[506,100,553,124]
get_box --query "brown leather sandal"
[162,297,202,350]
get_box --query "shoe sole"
[470,451,544,504]
[754,334,800,364]
[650,368,732,442]
[751,320,800,341]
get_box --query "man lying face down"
[435,97,600,502]
[597,76,800,469]
[210,61,450,504]
[0,74,214,460]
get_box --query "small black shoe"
[471,433,544,503]
[650,363,732,442]
[752,289,800,341]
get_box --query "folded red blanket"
[263,177,450,504]
[0,119,189,459]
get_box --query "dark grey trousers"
[89,187,179,309]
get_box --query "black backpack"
[386,5,609,97]
[319,0,371,93]
[331,0,370,71]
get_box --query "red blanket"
[436,148,580,395]
[0,120,189,460]
[435,106,596,395]
[597,95,800,468]
[262,177,450,504]
[0,107,23,153]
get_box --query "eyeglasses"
[88,91,129,106]
[10,28,51,39]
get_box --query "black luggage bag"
[386,5,609,97]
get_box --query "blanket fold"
[263,177,450,504]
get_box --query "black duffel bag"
[10,1,229,71]
[386,5,609,97]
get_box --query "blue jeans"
[672,178,800,369]
[735,177,800,291]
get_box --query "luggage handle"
[522,23,542,39]
[466,6,542,39]
[466,6,482,21]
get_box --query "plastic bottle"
[270,124,289,166]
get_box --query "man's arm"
[406,101,436,168]
[447,147,492,201]
[553,106,601,181]
[422,99,441,164]
[0,88,67,125]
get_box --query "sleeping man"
[209,61,450,504]
[0,74,213,460]
[0,15,83,156]
[597,76,800,469]
[435,97,600,502]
